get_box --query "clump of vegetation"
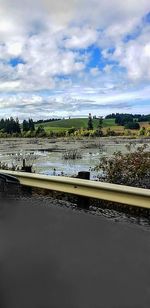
[66,127,77,136]
[0,161,9,170]
[124,121,140,130]
[96,117,103,136]
[105,128,116,136]
[138,127,146,136]
[62,149,82,160]
[94,144,150,188]
[11,152,37,166]
[35,125,47,137]
[125,141,136,152]
[0,117,21,134]
[0,161,20,171]
[0,152,38,172]
[23,118,35,132]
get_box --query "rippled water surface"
[0,137,150,178]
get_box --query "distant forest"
[34,118,61,124]
[0,113,149,135]
[0,117,21,134]
[105,113,150,129]
[105,113,150,123]
[0,118,35,134]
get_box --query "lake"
[0,137,150,178]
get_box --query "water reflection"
[0,138,150,179]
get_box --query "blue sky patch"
[86,46,118,71]
[9,57,25,67]
[143,12,150,24]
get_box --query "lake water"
[0,137,150,178]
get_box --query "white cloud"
[0,81,21,90]
[64,27,98,49]
[108,28,150,81]
[0,0,150,117]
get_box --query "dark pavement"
[0,198,150,308]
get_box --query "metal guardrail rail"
[0,170,150,208]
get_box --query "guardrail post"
[21,159,32,196]
[77,171,90,209]
[21,159,32,173]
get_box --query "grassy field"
[36,118,116,129]
[139,122,150,128]
[35,118,150,135]
[44,127,68,133]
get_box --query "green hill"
[36,118,115,130]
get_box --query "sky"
[0,0,150,120]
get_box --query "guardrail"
[0,170,150,208]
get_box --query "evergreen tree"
[15,117,21,133]
[36,125,46,136]
[23,120,29,132]
[98,117,103,130]
[87,113,93,130]
[97,116,103,136]
[0,118,5,130]
[29,118,35,131]
[5,118,10,133]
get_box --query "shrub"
[0,132,8,138]
[146,128,150,136]
[89,130,97,137]
[94,144,150,188]
[105,128,116,136]
[124,122,140,130]
[62,149,82,160]
[35,126,47,137]
[51,130,66,138]
[77,129,90,137]
[138,127,146,136]
[95,129,103,137]
[67,127,77,135]
[22,130,36,138]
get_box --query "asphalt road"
[0,198,150,308]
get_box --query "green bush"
[67,127,77,135]
[105,128,116,136]
[94,144,150,188]
[55,130,66,137]
[21,130,36,138]
[95,129,103,137]
[124,122,140,130]
[138,127,146,136]
[146,128,150,136]
[62,149,82,160]
[35,126,47,137]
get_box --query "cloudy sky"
[0,0,150,120]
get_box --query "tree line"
[105,113,150,129]
[0,117,35,134]
[105,113,150,122]
[34,118,61,124]
[0,117,21,134]
[22,119,35,131]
